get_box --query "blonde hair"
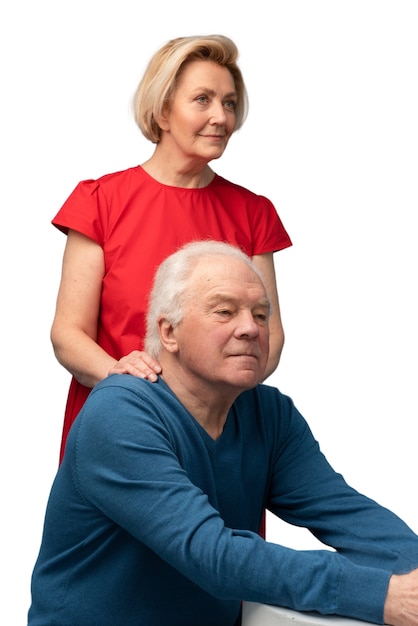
[133,34,248,143]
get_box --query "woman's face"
[158,60,238,163]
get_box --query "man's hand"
[384,568,418,625]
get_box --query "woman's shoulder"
[211,174,261,198]
[211,175,278,214]
[60,166,144,200]
[93,165,145,188]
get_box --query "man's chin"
[230,369,263,390]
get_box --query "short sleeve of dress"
[249,194,292,256]
[208,174,292,257]
[52,179,108,245]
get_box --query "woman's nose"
[209,101,227,124]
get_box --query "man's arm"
[70,378,411,623]
[265,392,418,575]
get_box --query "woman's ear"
[158,318,179,353]
[155,106,170,132]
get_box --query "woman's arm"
[252,252,284,379]
[50,230,161,388]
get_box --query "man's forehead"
[192,255,261,282]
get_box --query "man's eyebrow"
[205,293,228,304]
[206,293,270,308]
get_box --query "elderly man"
[28,240,418,626]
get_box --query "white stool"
[242,602,370,626]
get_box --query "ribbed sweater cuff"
[337,565,391,624]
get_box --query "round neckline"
[136,165,219,191]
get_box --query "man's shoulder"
[89,375,187,411]
[92,373,152,394]
[82,376,168,415]
[74,376,181,441]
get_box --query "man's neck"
[160,369,239,441]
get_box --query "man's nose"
[234,311,260,338]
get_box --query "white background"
[1,1,417,624]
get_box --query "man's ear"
[158,318,179,353]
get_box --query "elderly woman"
[50,34,292,461]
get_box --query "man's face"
[171,256,270,393]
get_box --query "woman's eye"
[224,100,236,111]
[196,96,208,104]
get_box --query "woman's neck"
[141,148,215,189]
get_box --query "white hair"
[145,240,266,359]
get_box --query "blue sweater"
[28,375,418,625]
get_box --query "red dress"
[53,166,292,461]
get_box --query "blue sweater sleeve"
[265,390,418,570]
[71,377,417,624]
